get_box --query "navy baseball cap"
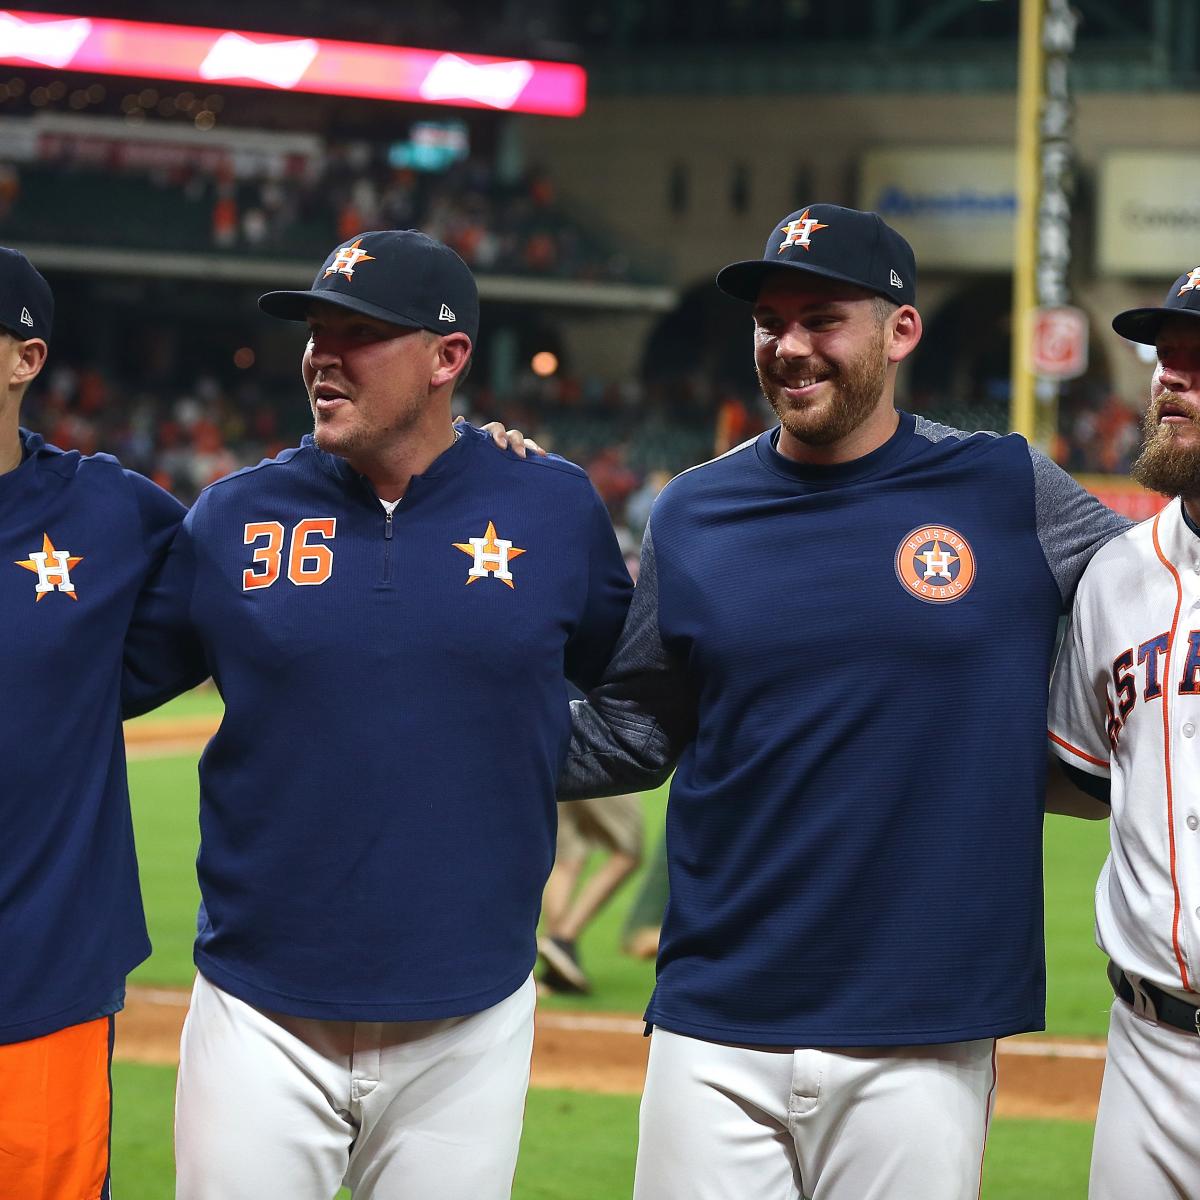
[259,230,479,343]
[716,204,917,308]
[0,246,53,343]
[1112,267,1200,345]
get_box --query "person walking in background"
[1050,267,1200,1199]
[540,550,645,995]
[539,781,644,994]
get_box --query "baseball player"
[0,247,195,1197]
[122,230,632,1199]
[553,205,1130,1199]
[1049,268,1200,1199]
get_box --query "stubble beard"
[758,330,889,447]
[310,389,430,475]
[1131,389,1200,500]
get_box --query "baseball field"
[116,688,1113,1197]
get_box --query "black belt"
[1108,960,1200,1036]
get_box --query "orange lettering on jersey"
[243,522,285,591]
[287,518,337,586]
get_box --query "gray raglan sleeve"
[559,523,698,800]
[1029,447,1132,605]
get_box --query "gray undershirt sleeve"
[1028,447,1131,605]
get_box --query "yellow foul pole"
[1010,0,1044,441]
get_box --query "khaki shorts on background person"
[557,793,643,862]
[539,794,645,994]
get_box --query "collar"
[754,410,914,486]
[306,422,477,491]
[0,428,50,507]
[1151,497,1200,575]
[1181,498,1200,540]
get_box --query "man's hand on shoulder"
[457,415,548,459]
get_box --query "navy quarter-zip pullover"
[124,424,631,1020]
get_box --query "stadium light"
[0,9,586,116]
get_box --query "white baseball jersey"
[1049,496,1200,997]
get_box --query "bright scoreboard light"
[0,9,586,116]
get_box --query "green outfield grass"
[1043,813,1113,1035]
[127,755,201,989]
[110,1064,1092,1198]
[126,684,224,725]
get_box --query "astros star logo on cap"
[1178,267,1200,296]
[324,238,376,281]
[777,209,829,253]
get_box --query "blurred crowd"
[19,350,1143,531]
[0,150,649,285]
[1054,392,1143,476]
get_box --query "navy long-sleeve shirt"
[562,414,1129,1046]
[2,430,186,1044]
[124,424,631,1020]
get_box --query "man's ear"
[10,337,47,389]
[431,333,472,391]
[884,306,922,365]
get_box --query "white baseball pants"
[174,971,536,1200]
[1090,997,1200,1200]
[633,1027,997,1200]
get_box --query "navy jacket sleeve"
[122,499,209,718]
[562,486,634,691]
[559,522,698,799]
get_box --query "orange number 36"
[243,518,337,590]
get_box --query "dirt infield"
[124,715,220,760]
[121,718,1104,1122]
[117,988,1104,1121]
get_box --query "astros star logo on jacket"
[15,532,84,601]
[452,521,526,587]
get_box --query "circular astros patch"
[894,525,976,604]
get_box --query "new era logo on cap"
[0,247,54,342]
[715,203,918,309]
[439,303,456,323]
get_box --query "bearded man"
[556,204,1128,1200]
[1050,269,1200,1200]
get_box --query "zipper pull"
[385,509,394,540]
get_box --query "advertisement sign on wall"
[858,148,1016,270]
[1098,153,1200,276]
